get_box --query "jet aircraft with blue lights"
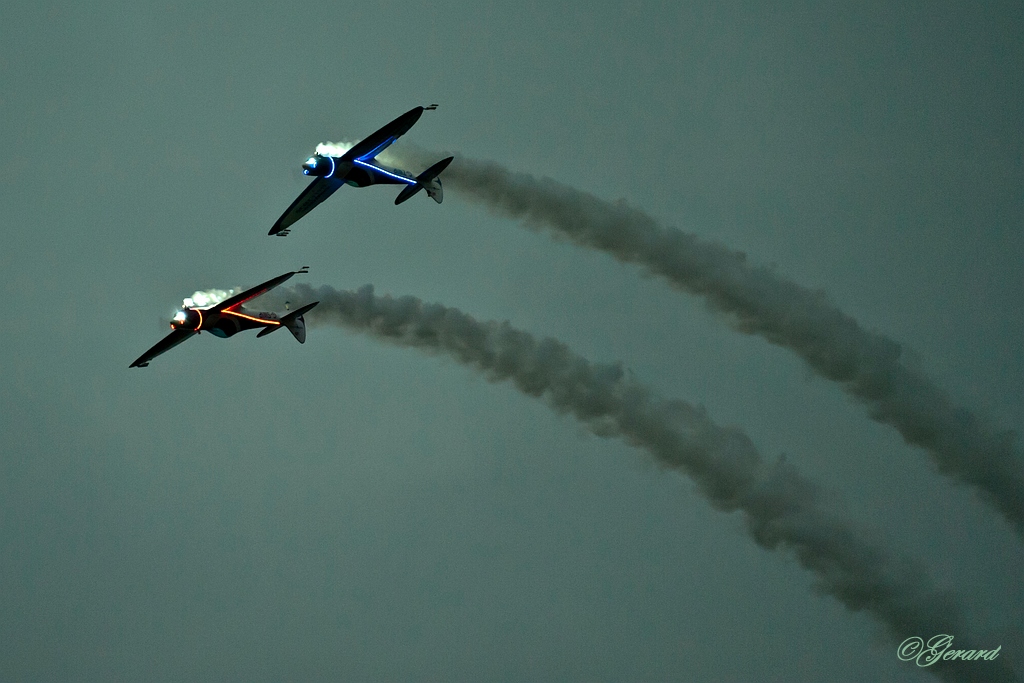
[269,105,454,237]
[129,268,319,368]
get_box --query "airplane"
[269,105,454,237]
[129,268,319,368]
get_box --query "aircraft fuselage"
[171,306,281,339]
[303,155,416,188]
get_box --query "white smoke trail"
[315,140,400,167]
[183,288,238,309]
[315,141,354,158]
[283,282,1016,683]
[382,148,1024,540]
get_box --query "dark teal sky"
[2,2,1021,681]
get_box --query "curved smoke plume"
[379,148,1024,540]
[282,282,1015,683]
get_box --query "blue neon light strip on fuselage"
[353,159,415,184]
[358,136,397,161]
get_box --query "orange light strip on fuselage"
[221,309,281,325]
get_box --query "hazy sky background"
[2,1,1021,681]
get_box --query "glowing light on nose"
[305,157,317,167]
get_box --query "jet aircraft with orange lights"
[129,268,318,368]
[269,104,454,237]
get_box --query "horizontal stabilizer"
[256,325,278,338]
[419,155,454,181]
[257,301,319,343]
[394,156,454,205]
[394,183,423,205]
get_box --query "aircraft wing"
[340,106,427,163]
[129,329,197,368]
[269,176,344,236]
[213,269,307,313]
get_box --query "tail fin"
[424,176,444,204]
[256,301,319,343]
[395,156,454,205]
[284,312,307,343]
